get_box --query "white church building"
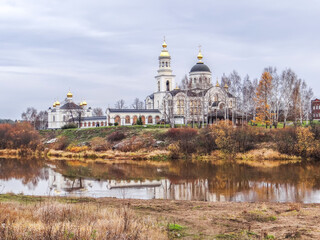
[48,91,107,129]
[107,40,238,126]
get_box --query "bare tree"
[179,75,189,90]
[281,69,296,128]
[36,111,48,130]
[115,99,126,109]
[93,107,104,116]
[131,98,144,109]
[21,107,38,129]
[265,67,281,128]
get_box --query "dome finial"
[162,36,167,49]
[160,37,170,57]
[197,45,203,63]
[216,77,220,87]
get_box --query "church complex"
[48,40,240,129]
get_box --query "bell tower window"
[166,81,170,91]
[158,81,160,91]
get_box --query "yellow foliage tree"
[255,72,273,128]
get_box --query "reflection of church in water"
[47,170,248,201]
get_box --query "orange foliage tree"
[255,72,273,128]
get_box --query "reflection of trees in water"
[0,158,49,189]
[49,159,320,201]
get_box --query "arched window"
[115,116,121,125]
[125,115,130,124]
[101,122,104,126]
[155,116,160,124]
[88,122,91,127]
[158,81,160,91]
[63,115,66,122]
[166,62,168,67]
[133,115,138,124]
[162,62,164,67]
[53,116,55,122]
[148,116,153,124]
[84,122,87,127]
[92,122,95,127]
[141,116,146,124]
[166,81,170,91]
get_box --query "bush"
[166,128,198,158]
[52,136,70,150]
[90,137,110,151]
[67,146,89,153]
[196,128,217,154]
[136,116,143,125]
[107,131,125,142]
[274,128,298,156]
[114,122,119,126]
[61,123,78,129]
[0,122,40,150]
[166,128,198,140]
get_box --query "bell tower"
[152,38,176,110]
[155,38,175,92]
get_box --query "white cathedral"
[48,40,239,129]
[107,40,238,126]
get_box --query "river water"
[1,158,320,203]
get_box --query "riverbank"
[1,122,318,162]
[1,194,320,239]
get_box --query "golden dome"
[82,100,87,106]
[224,83,228,89]
[53,102,56,107]
[160,50,170,57]
[67,91,73,98]
[175,84,180,90]
[55,101,60,106]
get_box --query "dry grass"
[236,148,301,161]
[0,201,167,240]
[46,149,169,161]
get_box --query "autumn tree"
[255,72,273,128]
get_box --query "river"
[1,157,320,202]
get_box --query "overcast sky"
[1,0,320,120]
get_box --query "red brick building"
[311,98,320,120]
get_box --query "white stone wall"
[106,111,162,126]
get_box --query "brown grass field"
[1,195,320,239]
